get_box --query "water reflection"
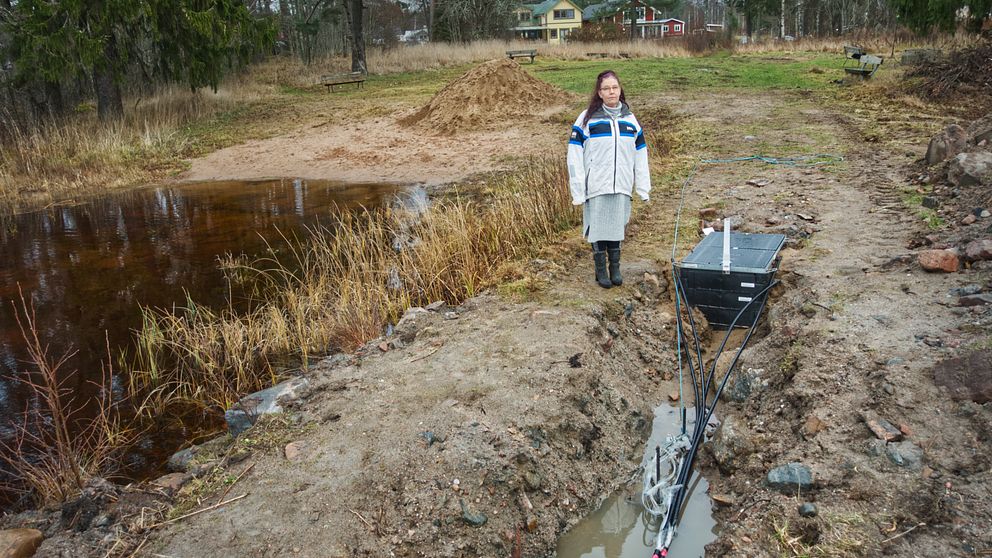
[0,178,412,465]
[557,406,717,558]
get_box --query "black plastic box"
[675,231,785,329]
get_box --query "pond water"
[0,178,417,500]
[557,405,717,558]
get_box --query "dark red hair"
[582,70,626,126]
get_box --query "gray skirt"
[583,193,631,243]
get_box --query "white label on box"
[683,263,698,268]
[741,282,755,288]
[738,296,753,302]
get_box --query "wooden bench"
[843,45,883,78]
[506,49,537,63]
[320,72,366,92]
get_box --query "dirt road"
[22,80,988,557]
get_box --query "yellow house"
[513,0,583,44]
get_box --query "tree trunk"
[278,0,293,54]
[346,0,367,74]
[93,37,123,122]
[781,0,786,37]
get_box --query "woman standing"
[567,70,651,289]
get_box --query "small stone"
[802,415,828,436]
[959,294,992,306]
[746,178,770,187]
[152,472,189,493]
[668,391,680,402]
[887,441,925,471]
[744,135,757,142]
[0,528,44,558]
[918,249,959,273]
[285,441,308,462]
[882,383,896,395]
[661,370,674,381]
[741,535,753,544]
[711,493,736,506]
[798,503,818,517]
[523,470,543,491]
[526,515,538,533]
[949,284,983,297]
[443,312,458,320]
[459,500,487,527]
[921,196,939,209]
[899,423,913,437]
[962,214,978,225]
[766,463,814,494]
[982,210,991,218]
[864,416,903,442]
[885,357,905,366]
[378,342,390,352]
[963,239,992,262]
[425,300,445,311]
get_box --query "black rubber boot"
[607,248,623,286]
[593,251,612,289]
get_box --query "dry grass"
[0,86,251,214]
[0,290,141,507]
[129,158,577,411]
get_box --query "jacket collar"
[590,102,632,120]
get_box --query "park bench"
[320,72,365,92]
[843,45,883,78]
[506,49,537,63]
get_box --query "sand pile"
[401,58,574,134]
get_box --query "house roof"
[582,1,615,20]
[522,0,562,16]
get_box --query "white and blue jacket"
[567,103,651,206]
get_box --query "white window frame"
[553,9,574,20]
[636,7,645,20]
[674,24,682,31]
[662,24,669,32]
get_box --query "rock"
[886,357,905,366]
[959,294,992,306]
[425,300,446,311]
[699,207,719,219]
[167,447,197,472]
[746,178,770,187]
[0,529,43,558]
[968,113,992,145]
[886,441,925,471]
[711,493,736,506]
[459,500,487,527]
[523,470,543,491]
[284,441,308,462]
[224,409,254,438]
[949,284,983,296]
[962,214,978,225]
[668,391,680,402]
[925,124,968,165]
[948,151,992,188]
[443,311,458,320]
[709,415,755,474]
[744,135,757,142]
[226,377,311,437]
[933,350,992,403]
[802,415,828,437]
[525,515,538,533]
[725,368,767,403]
[983,210,991,218]
[866,439,887,457]
[864,415,903,442]
[394,306,430,342]
[798,503,818,518]
[152,472,189,493]
[963,239,992,261]
[766,463,814,494]
[918,249,959,273]
[921,196,939,209]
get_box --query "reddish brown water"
[0,178,414,505]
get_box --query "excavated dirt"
[400,58,574,135]
[5,75,992,558]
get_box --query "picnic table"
[506,49,537,63]
[843,45,883,78]
[320,72,366,92]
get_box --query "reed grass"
[0,290,141,507]
[130,158,577,410]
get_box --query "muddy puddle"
[0,178,420,498]
[557,405,717,558]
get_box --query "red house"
[582,1,685,38]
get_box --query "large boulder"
[948,151,992,188]
[709,415,756,474]
[925,124,969,165]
